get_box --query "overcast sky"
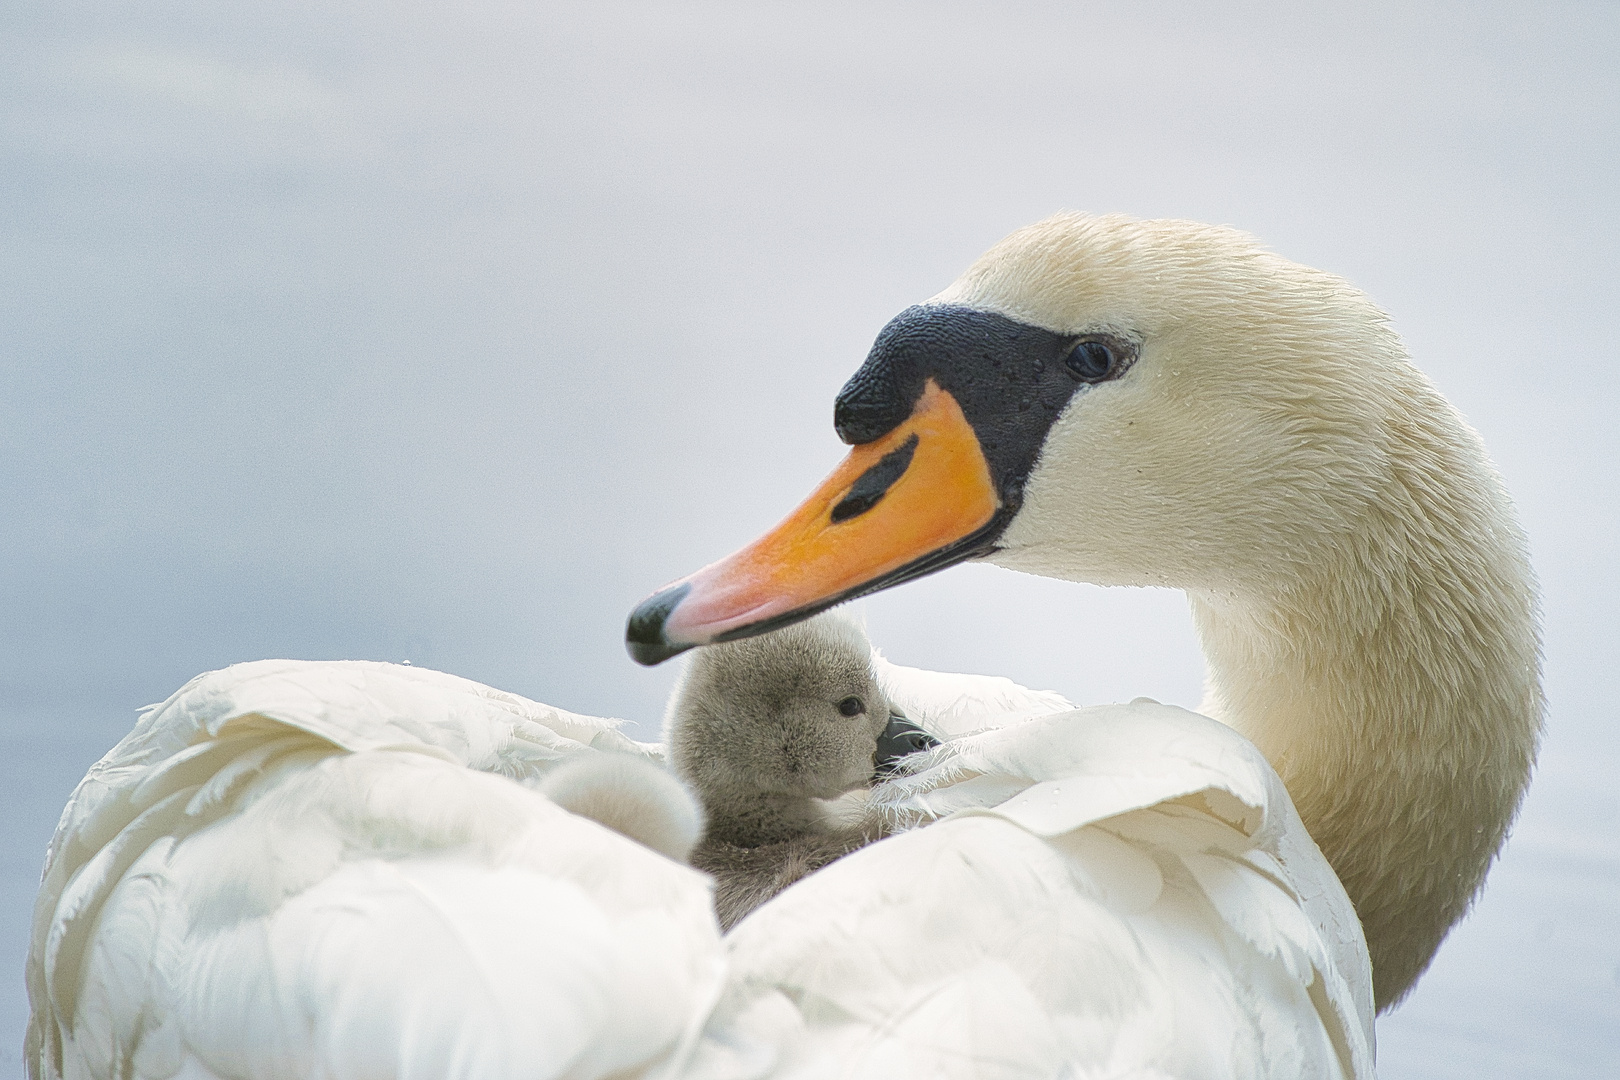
[3,2,1617,1074]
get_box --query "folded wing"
[28,660,722,1080]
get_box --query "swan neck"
[1187,523,1540,1009]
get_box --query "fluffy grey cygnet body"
[665,612,914,931]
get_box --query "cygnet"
[665,611,937,930]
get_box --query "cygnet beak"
[873,714,941,779]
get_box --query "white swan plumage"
[29,213,1538,1079]
[25,660,727,1080]
[28,653,1374,1079]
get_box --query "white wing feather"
[27,660,721,1080]
[871,652,1075,738]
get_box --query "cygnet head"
[665,611,892,807]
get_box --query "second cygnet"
[665,611,937,931]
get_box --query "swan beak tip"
[625,582,694,666]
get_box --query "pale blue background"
[3,2,1616,1073]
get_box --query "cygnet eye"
[836,696,865,717]
[1064,338,1124,383]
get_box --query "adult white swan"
[28,214,1537,1079]
[627,212,1542,1015]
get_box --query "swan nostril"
[830,435,919,524]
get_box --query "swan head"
[628,213,1439,661]
[664,611,896,804]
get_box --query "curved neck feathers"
[1187,411,1542,1011]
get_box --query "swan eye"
[837,696,865,717]
[1064,339,1118,382]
